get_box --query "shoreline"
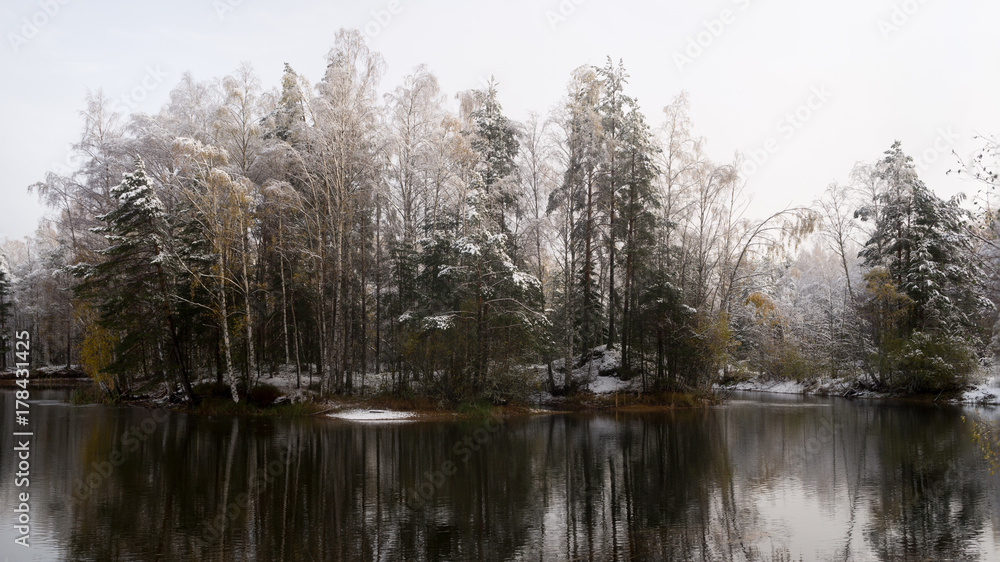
[10,364,1000,420]
[25,374,717,420]
[716,375,1000,406]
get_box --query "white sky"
[1,0,998,241]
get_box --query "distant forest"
[2,28,999,403]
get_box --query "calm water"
[2,389,1000,561]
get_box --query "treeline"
[2,28,998,402]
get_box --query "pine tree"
[401,82,546,401]
[268,63,307,142]
[405,188,546,400]
[73,157,196,401]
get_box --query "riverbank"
[13,355,1000,417]
[715,373,1000,405]
[44,348,709,420]
[0,364,90,388]
[0,364,88,384]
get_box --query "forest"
[2,28,999,405]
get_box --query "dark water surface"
[2,389,1000,561]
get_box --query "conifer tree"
[74,157,196,401]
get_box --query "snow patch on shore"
[724,379,808,394]
[538,345,637,396]
[720,377,853,396]
[961,377,1000,405]
[590,374,632,394]
[327,409,416,421]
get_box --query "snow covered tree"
[266,63,308,143]
[400,83,546,401]
[0,254,12,372]
[468,78,521,247]
[595,58,630,350]
[857,141,990,390]
[73,157,196,401]
[549,66,605,372]
[858,141,989,335]
[613,94,660,377]
[403,188,546,401]
[29,90,129,263]
[171,138,256,403]
[515,113,558,295]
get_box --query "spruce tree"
[402,83,546,400]
[858,141,988,334]
[857,141,990,390]
[74,157,196,401]
[616,105,660,377]
[469,78,520,245]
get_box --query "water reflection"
[1,390,999,560]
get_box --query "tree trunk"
[280,254,290,366]
[152,246,196,404]
[607,181,616,350]
[582,169,595,356]
[241,243,256,392]
[218,267,239,403]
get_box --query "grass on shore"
[69,384,117,405]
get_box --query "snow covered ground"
[176,354,1000,410]
[540,345,635,395]
[243,347,639,418]
[589,374,632,394]
[961,376,1000,405]
[719,377,852,396]
[238,351,1000,410]
[202,367,425,421]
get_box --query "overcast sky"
[1,0,997,242]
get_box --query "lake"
[2,389,1000,560]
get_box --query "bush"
[192,381,234,400]
[456,399,495,417]
[777,346,823,381]
[890,331,975,393]
[193,381,285,407]
[246,383,282,407]
[480,364,540,405]
[69,384,116,405]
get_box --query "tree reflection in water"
[3,390,999,561]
